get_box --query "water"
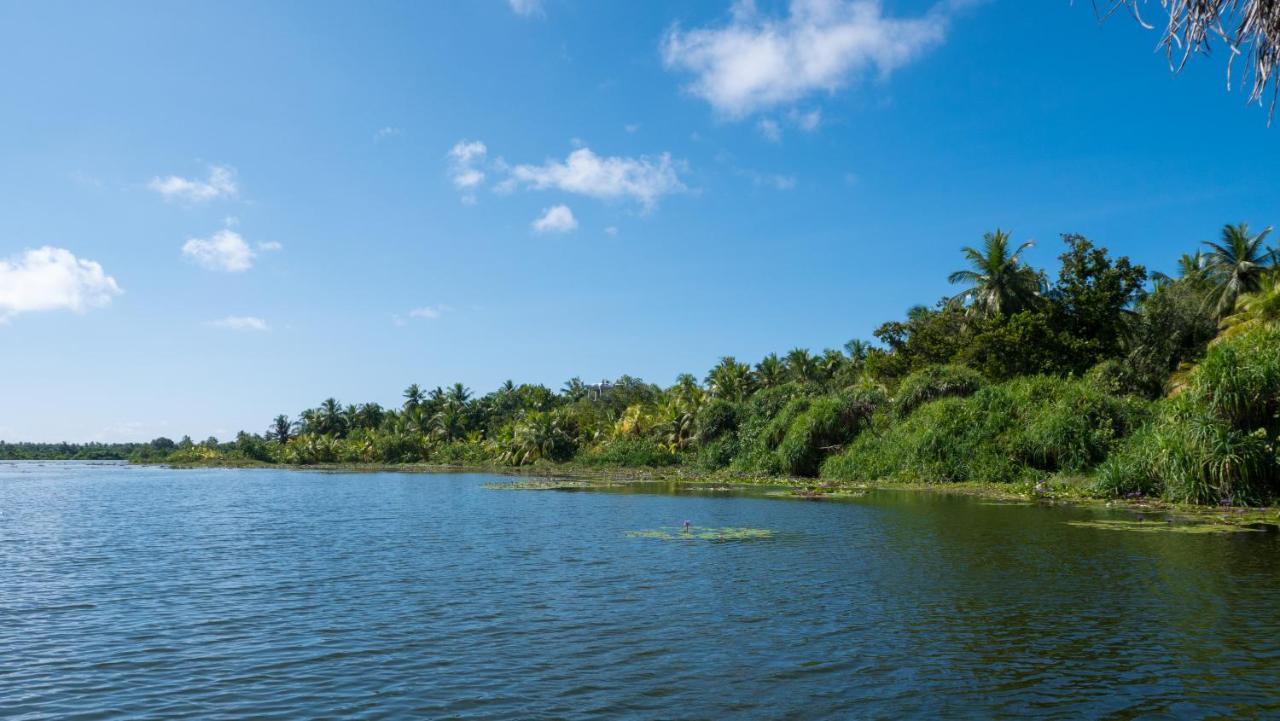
[3,462,1280,719]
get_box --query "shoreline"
[145,459,1280,529]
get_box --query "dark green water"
[3,462,1280,719]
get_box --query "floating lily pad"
[626,526,774,541]
[1066,519,1263,534]
[481,480,597,490]
[764,489,867,500]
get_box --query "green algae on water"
[481,480,599,490]
[626,526,775,542]
[1066,519,1264,535]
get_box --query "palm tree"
[1109,0,1280,118]
[843,339,871,364]
[1203,223,1275,318]
[268,414,292,444]
[446,382,472,408]
[947,229,1042,318]
[1217,272,1280,342]
[318,398,345,437]
[785,347,819,384]
[562,377,587,401]
[755,353,786,389]
[706,356,754,401]
[402,384,425,410]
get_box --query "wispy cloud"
[210,316,269,332]
[448,140,488,203]
[503,147,686,209]
[757,118,782,142]
[408,304,454,320]
[182,229,256,272]
[508,0,542,17]
[149,164,238,203]
[662,0,953,118]
[0,247,122,322]
[532,204,578,233]
[374,126,402,142]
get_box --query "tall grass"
[893,364,986,418]
[1093,326,1280,505]
[823,376,1150,484]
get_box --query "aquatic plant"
[625,526,774,542]
[1065,519,1264,535]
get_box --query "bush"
[824,376,1149,484]
[694,399,738,443]
[577,437,679,467]
[1091,327,1280,505]
[893,364,986,418]
[774,390,885,477]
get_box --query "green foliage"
[1095,326,1280,504]
[774,390,884,476]
[577,437,678,467]
[824,376,1149,484]
[893,364,985,418]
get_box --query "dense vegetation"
[0,440,175,462]
[27,224,1279,506]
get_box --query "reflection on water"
[3,462,1279,719]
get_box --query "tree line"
[155,222,1280,505]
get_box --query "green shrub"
[694,399,739,443]
[893,364,986,418]
[824,376,1148,484]
[577,437,678,467]
[774,389,885,477]
[1090,327,1280,505]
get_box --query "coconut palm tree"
[318,398,346,437]
[1109,0,1280,117]
[706,356,754,401]
[562,377,587,402]
[785,348,820,384]
[1217,271,1280,342]
[268,414,292,444]
[1203,223,1275,318]
[755,353,786,389]
[446,382,472,408]
[947,230,1042,318]
[402,384,425,410]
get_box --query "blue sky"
[0,0,1276,442]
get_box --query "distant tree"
[785,348,820,384]
[755,353,786,389]
[268,415,292,444]
[402,384,425,410]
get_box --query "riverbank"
[149,458,1280,529]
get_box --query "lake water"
[4,462,1280,719]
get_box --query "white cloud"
[210,316,269,332]
[149,165,238,203]
[605,225,619,237]
[624,123,641,133]
[757,118,782,141]
[182,229,256,272]
[661,0,951,117]
[408,304,453,320]
[374,126,402,141]
[790,107,822,131]
[448,140,488,203]
[747,170,797,190]
[507,147,685,209]
[256,240,283,252]
[0,247,122,322]
[532,204,579,234]
[509,0,542,17]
